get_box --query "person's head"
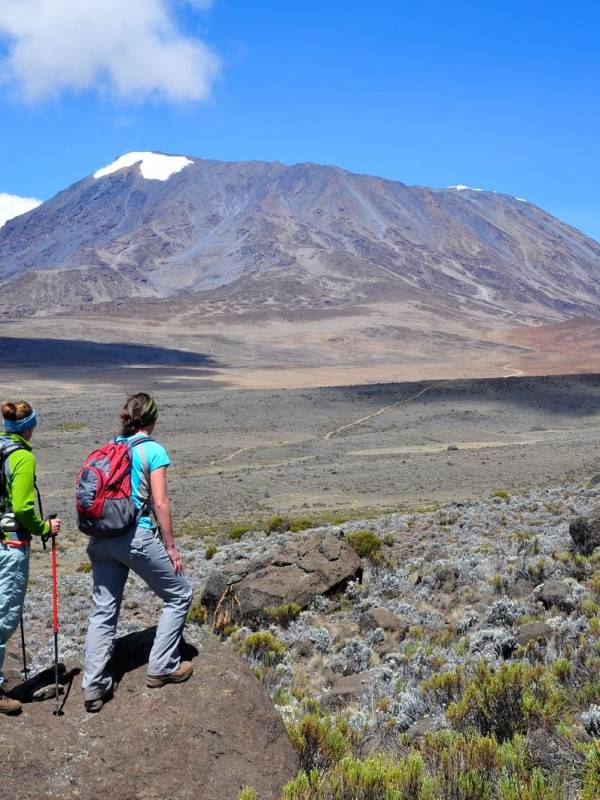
[1,400,37,441]
[120,392,159,437]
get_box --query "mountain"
[1,151,599,321]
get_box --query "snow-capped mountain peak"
[93,151,193,182]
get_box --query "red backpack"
[75,438,153,537]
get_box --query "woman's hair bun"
[1,400,32,421]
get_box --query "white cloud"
[0,193,42,228]
[0,0,220,103]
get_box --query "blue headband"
[4,409,38,433]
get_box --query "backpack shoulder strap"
[0,439,25,511]
[128,436,155,450]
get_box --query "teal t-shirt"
[115,433,171,529]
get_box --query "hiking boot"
[147,660,193,689]
[0,692,22,715]
[84,697,105,713]
[84,682,113,714]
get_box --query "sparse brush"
[284,752,434,800]
[347,530,382,559]
[266,602,302,626]
[238,788,258,800]
[589,569,600,602]
[239,631,287,665]
[287,712,354,773]
[205,541,218,560]
[491,490,511,502]
[187,603,207,625]
[265,514,290,534]
[76,561,92,573]
[229,523,251,540]
[446,661,566,741]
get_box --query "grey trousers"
[82,527,192,701]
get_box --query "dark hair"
[1,400,33,421]
[120,393,159,437]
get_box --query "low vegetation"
[346,530,382,559]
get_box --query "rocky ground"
[6,475,600,798]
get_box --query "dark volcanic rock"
[535,581,574,612]
[201,531,361,624]
[323,670,378,708]
[516,621,554,646]
[360,607,408,634]
[2,628,298,800]
[570,511,600,555]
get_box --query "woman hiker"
[82,392,193,713]
[0,400,62,716]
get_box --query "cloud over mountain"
[0,0,220,103]
[0,192,42,228]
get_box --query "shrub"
[421,666,465,707]
[239,631,287,665]
[491,490,511,502]
[347,530,382,559]
[266,514,290,534]
[283,753,434,800]
[289,516,317,533]
[76,561,92,573]
[582,742,600,800]
[446,661,566,741]
[590,569,600,602]
[187,603,207,625]
[56,421,86,432]
[229,523,251,540]
[287,712,354,772]
[266,602,302,626]
[205,542,218,560]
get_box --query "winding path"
[211,383,439,464]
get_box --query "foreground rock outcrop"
[2,628,298,800]
[569,508,600,554]
[202,531,361,625]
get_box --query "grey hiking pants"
[82,526,192,701]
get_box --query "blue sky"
[0,0,598,239]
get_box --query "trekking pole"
[48,515,62,716]
[19,614,30,680]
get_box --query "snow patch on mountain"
[94,152,193,181]
[0,193,42,229]
[448,185,483,192]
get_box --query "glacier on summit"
[94,152,193,181]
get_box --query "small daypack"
[75,437,154,537]
[0,437,25,535]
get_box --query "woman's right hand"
[49,517,61,536]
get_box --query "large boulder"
[202,531,361,625]
[2,628,299,800]
[570,511,600,555]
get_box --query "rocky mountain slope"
[1,151,599,322]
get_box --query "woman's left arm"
[150,466,183,573]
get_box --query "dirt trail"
[324,385,437,440]
[211,384,439,465]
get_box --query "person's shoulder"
[140,438,170,467]
[7,446,34,468]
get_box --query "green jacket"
[1,433,50,538]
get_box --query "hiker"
[81,392,193,713]
[0,401,61,716]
